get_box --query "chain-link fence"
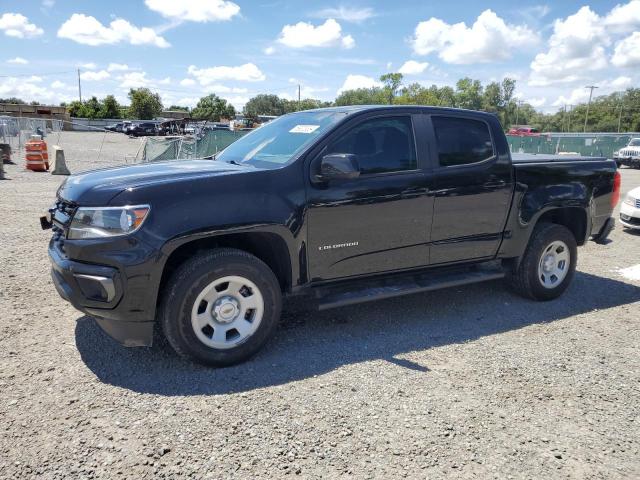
[507,133,640,158]
[138,129,249,163]
[1,116,63,160]
[1,116,146,172]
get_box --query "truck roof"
[296,105,497,116]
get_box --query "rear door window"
[432,116,494,167]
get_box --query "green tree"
[334,87,387,106]
[282,98,332,113]
[66,100,84,117]
[455,78,483,110]
[191,94,235,121]
[0,97,25,104]
[243,94,285,120]
[380,73,403,104]
[168,105,190,111]
[83,96,102,119]
[127,87,163,120]
[99,95,120,119]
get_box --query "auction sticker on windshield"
[289,125,320,134]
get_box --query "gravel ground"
[1,147,639,479]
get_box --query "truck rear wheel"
[509,222,577,301]
[159,248,282,366]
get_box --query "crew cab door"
[427,114,513,264]
[306,113,433,281]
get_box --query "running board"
[314,265,505,311]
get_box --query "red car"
[508,126,541,136]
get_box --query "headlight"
[68,205,150,239]
[624,195,635,207]
[613,151,619,157]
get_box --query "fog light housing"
[74,274,116,302]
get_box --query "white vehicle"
[613,138,640,168]
[620,186,640,229]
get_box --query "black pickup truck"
[43,106,620,366]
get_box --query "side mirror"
[316,153,360,182]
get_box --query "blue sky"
[1,0,639,112]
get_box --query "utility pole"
[583,85,598,133]
[567,105,572,132]
[297,84,301,109]
[617,103,623,133]
[77,68,82,103]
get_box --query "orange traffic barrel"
[25,136,49,171]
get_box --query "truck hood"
[58,159,252,205]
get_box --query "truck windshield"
[629,139,640,146]
[216,111,347,169]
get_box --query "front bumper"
[620,202,640,229]
[614,155,640,167]
[49,242,155,347]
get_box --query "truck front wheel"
[509,222,577,301]
[159,248,282,366]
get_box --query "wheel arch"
[157,231,294,309]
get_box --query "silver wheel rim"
[191,275,264,350]
[537,240,570,289]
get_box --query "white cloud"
[107,63,129,72]
[612,32,640,68]
[337,74,382,94]
[51,80,66,89]
[529,7,608,87]
[0,77,75,105]
[552,87,591,107]
[398,60,429,75]
[187,63,265,84]
[341,34,355,49]
[604,0,640,33]
[0,13,44,38]
[120,72,151,89]
[264,46,276,55]
[144,0,240,22]
[79,62,97,69]
[277,19,355,49]
[527,97,547,108]
[310,6,375,23]
[551,77,632,107]
[42,0,55,8]
[80,70,110,81]
[180,78,196,87]
[7,57,28,65]
[58,13,170,48]
[610,75,632,89]
[412,10,536,64]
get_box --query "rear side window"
[432,116,494,167]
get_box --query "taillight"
[611,170,621,208]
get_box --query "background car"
[128,122,159,137]
[620,185,640,230]
[105,123,123,132]
[507,126,541,136]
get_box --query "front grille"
[636,198,640,209]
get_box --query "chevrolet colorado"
[42,106,620,366]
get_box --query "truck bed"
[511,153,607,163]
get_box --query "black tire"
[508,222,577,301]
[159,248,282,366]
